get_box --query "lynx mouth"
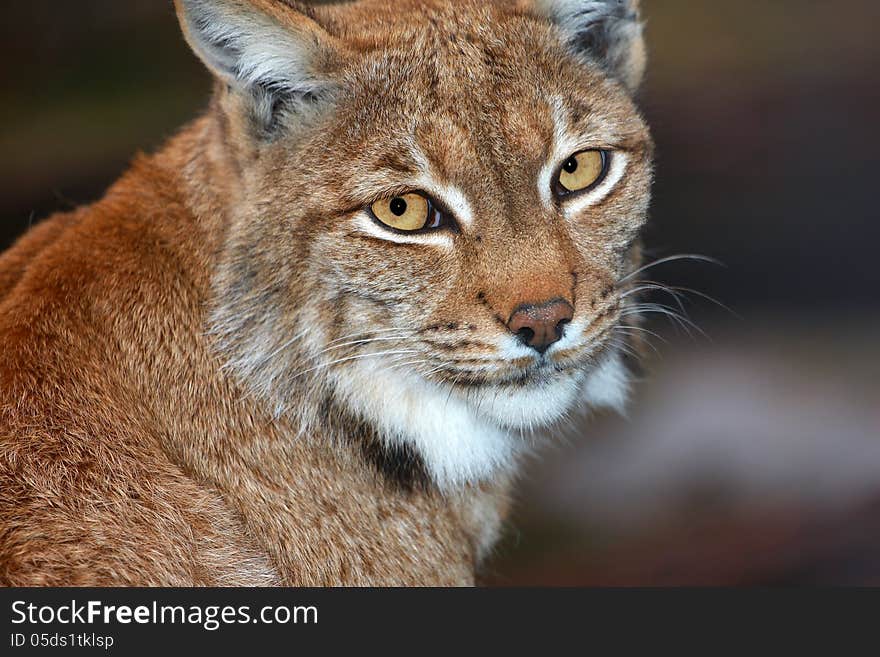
[427,319,621,391]
[434,346,629,432]
[430,344,609,391]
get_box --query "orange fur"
[0,0,651,586]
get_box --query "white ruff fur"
[331,350,629,489]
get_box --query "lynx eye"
[370,193,446,233]
[557,150,609,195]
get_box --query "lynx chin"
[0,0,654,586]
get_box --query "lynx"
[0,0,652,586]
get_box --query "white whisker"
[309,336,418,361]
[613,326,663,356]
[622,303,709,340]
[288,350,422,382]
[622,285,688,316]
[623,280,739,319]
[324,326,418,347]
[618,254,723,286]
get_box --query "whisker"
[226,327,311,372]
[441,371,463,409]
[309,335,419,361]
[388,359,437,376]
[618,254,724,286]
[608,336,642,362]
[613,326,663,356]
[233,327,421,374]
[324,327,419,348]
[658,284,739,319]
[278,335,424,376]
[422,363,453,380]
[622,303,693,333]
[624,280,739,319]
[622,303,710,340]
[287,350,423,382]
[614,323,668,343]
[621,284,688,314]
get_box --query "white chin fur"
[331,350,629,490]
[455,370,587,431]
[581,350,630,413]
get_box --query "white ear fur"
[175,0,336,130]
[536,0,646,91]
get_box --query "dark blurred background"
[2,1,879,585]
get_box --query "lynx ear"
[174,0,340,132]
[536,0,646,91]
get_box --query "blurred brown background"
[2,1,879,585]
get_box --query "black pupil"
[563,157,579,174]
[390,198,408,216]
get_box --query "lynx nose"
[507,299,574,355]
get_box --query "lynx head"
[175,0,653,488]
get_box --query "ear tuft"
[537,0,646,91]
[175,0,338,134]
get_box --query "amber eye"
[557,150,609,195]
[370,193,446,232]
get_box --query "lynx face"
[179,0,653,487]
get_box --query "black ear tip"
[543,0,646,91]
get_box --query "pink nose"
[506,299,574,354]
